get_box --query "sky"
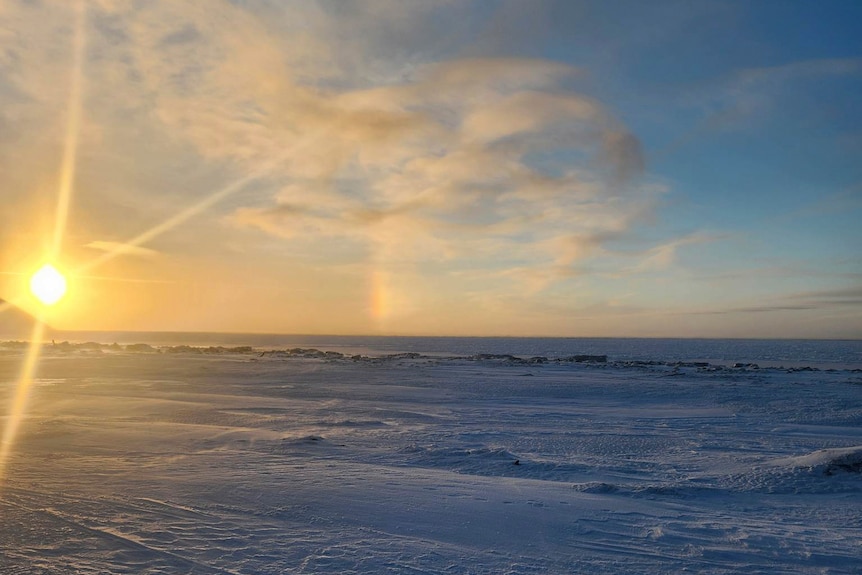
[0,0,860,339]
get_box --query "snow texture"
[1,344,860,574]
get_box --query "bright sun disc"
[30,263,68,305]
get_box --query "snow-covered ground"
[1,347,860,574]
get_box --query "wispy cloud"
[770,182,862,224]
[84,241,159,259]
[656,57,862,160]
[630,233,727,274]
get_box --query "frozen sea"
[1,335,860,574]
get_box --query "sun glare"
[30,263,68,306]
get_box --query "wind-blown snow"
[1,345,860,573]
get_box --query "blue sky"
[0,0,859,337]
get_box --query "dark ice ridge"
[822,449,862,476]
[5,339,859,373]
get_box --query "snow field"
[0,351,860,574]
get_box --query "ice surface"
[1,346,860,573]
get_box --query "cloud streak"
[691,285,862,316]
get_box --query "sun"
[30,263,68,306]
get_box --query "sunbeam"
[79,168,265,273]
[76,127,333,274]
[50,1,86,261]
[0,318,45,484]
